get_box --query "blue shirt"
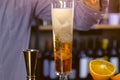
[0,0,101,80]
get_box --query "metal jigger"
[23,49,39,80]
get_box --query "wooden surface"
[92,24,120,29]
[39,24,120,31]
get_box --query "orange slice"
[111,73,120,80]
[89,59,116,80]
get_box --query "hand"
[83,0,101,11]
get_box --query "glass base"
[59,74,68,80]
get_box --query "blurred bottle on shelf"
[49,43,58,80]
[108,13,120,25]
[43,19,51,26]
[68,66,77,80]
[102,38,109,61]
[42,39,51,80]
[86,38,95,80]
[78,40,88,80]
[95,38,104,60]
[109,39,119,73]
[87,38,95,61]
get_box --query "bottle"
[101,38,109,61]
[49,43,58,80]
[86,38,95,80]
[42,39,50,80]
[78,40,88,80]
[109,39,119,73]
[87,38,95,61]
[95,38,104,60]
[68,63,77,80]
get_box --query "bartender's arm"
[74,0,103,30]
[34,0,104,30]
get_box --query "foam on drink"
[52,8,73,42]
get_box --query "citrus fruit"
[89,59,116,80]
[111,73,120,80]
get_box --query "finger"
[91,0,97,4]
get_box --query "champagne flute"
[51,0,74,80]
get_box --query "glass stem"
[59,74,68,80]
